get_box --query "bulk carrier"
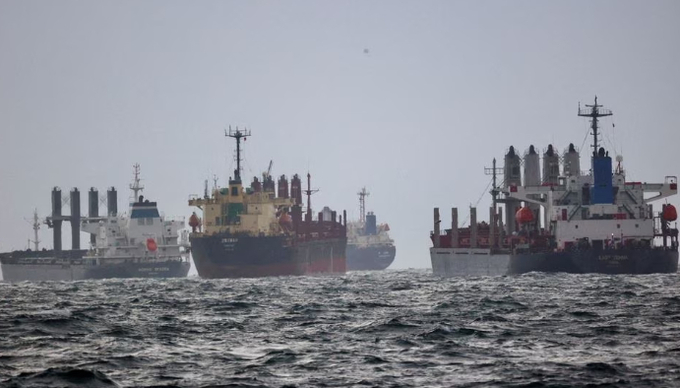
[187,127,347,278]
[430,97,678,276]
[0,165,191,281]
[346,188,396,270]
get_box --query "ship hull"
[190,234,346,278]
[430,248,510,277]
[347,245,396,271]
[509,249,678,274]
[0,251,190,282]
[430,248,678,276]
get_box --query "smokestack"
[433,208,440,248]
[107,187,117,216]
[88,188,98,246]
[70,188,81,250]
[451,208,458,248]
[51,187,62,251]
[470,207,478,248]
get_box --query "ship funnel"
[523,145,541,186]
[291,174,302,205]
[51,187,63,251]
[88,188,98,246]
[251,177,262,193]
[542,144,560,184]
[278,175,289,198]
[366,212,377,235]
[504,145,522,235]
[263,175,275,193]
[504,145,522,187]
[563,143,581,177]
[107,187,118,216]
[70,188,81,250]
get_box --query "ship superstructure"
[431,97,678,276]
[0,165,191,281]
[346,188,396,270]
[188,127,347,278]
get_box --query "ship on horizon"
[0,165,191,281]
[430,97,678,276]
[346,187,396,271]
[187,127,347,278]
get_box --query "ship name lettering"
[221,238,238,244]
[138,267,170,272]
[598,255,627,262]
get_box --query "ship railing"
[161,216,186,223]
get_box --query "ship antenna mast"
[304,173,319,221]
[358,187,370,223]
[25,208,41,251]
[130,163,144,202]
[225,126,251,183]
[578,96,612,157]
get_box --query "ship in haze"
[187,127,347,278]
[0,165,191,281]
[346,188,396,270]
[430,97,678,276]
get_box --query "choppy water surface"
[1,269,679,387]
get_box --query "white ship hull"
[430,248,510,277]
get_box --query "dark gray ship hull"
[190,233,347,278]
[430,247,678,276]
[346,245,396,271]
[509,248,678,274]
[0,250,190,282]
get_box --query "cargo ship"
[430,97,678,276]
[346,188,396,270]
[0,165,191,282]
[187,127,347,278]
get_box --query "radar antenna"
[578,96,612,157]
[225,126,251,183]
[358,187,370,223]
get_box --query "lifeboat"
[189,212,200,228]
[146,238,158,252]
[279,212,293,228]
[515,206,534,224]
[663,204,677,222]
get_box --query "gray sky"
[1,1,679,271]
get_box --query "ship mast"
[484,158,503,248]
[304,173,319,222]
[130,163,144,202]
[578,96,612,157]
[27,208,41,251]
[358,187,370,223]
[225,126,251,183]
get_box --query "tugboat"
[0,164,191,281]
[346,188,396,270]
[430,97,678,276]
[187,127,347,278]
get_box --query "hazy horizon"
[1,1,679,273]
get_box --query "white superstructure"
[80,165,189,263]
